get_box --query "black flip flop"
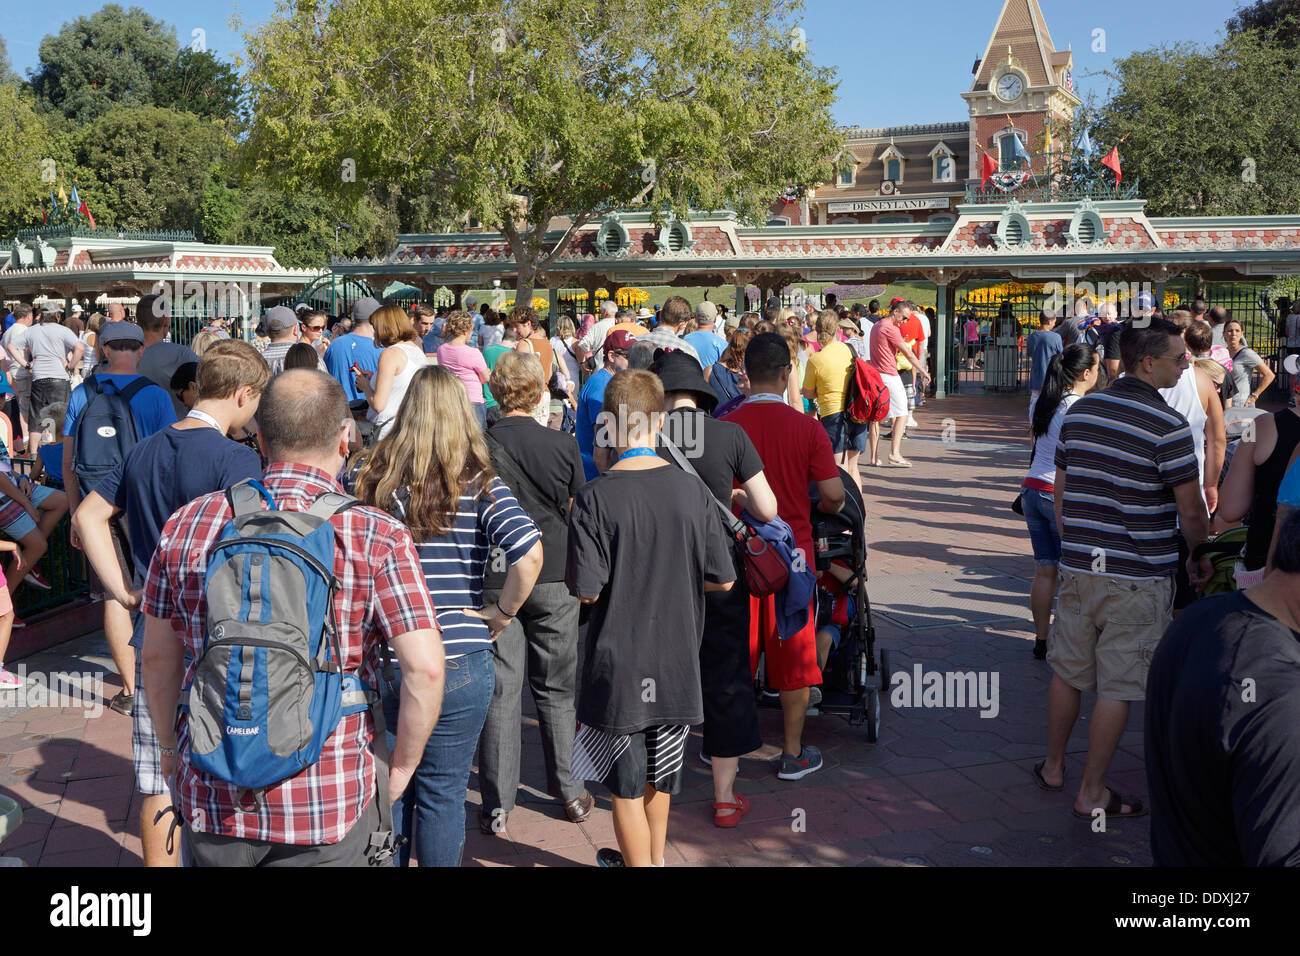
[1072,788,1147,820]
[1032,759,1064,792]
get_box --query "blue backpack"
[185,479,398,858]
[73,374,153,493]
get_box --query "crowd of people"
[1022,291,1300,864]
[1,281,1298,870]
[0,286,937,869]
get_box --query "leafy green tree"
[77,106,227,230]
[1094,29,1300,215]
[30,4,178,122]
[0,85,52,234]
[241,0,840,300]
[0,36,20,86]
[154,48,246,123]
[1228,1,1300,46]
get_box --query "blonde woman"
[802,309,865,486]
[349,365,543,866]
[190,330,222,357]
[78,312,103,382]
[356,305,426,439]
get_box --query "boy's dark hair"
[744,332,791,382]
[1184,321,1214,354]
[1120,316,1182,372]
[136,294,168,332]
[868,299,879,313]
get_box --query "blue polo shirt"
[324,332,382,402]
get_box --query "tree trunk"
[514,257,537,307]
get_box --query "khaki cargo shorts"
[1048,568,1174,701]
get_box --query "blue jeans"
[471,402,488,430]
[1022,488,1061,566]
[382,649,495,867]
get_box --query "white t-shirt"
[577,317,616,365]
[1026,392,1081,488]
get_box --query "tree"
[154,48,246,123]
[77,106,228,230]
[1093,29,1300,216]
[30,4,178,122]
[241,0,840,301]
[0,85,52,234]
[0,35,20,86]
[1228,1,1300,46]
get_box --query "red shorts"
[748,593,820,691]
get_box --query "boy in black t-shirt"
[566,370,735,867]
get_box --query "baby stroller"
[754,468,888,742]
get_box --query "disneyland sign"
[827,198,949,214]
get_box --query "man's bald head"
[107,302,126,321]
[256,369,349,461]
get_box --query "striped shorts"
[571,723,690,799]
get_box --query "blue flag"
[1010,133,1031,166]
[1074,125,1095,161]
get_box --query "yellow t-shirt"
[802,340,853,416]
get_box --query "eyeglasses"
[306,325,325,332]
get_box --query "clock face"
[996,74,1023,102]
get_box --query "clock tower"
[961,0,1081,180]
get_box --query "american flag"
[1066,70,1074,93]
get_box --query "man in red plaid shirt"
[141,369,446,865]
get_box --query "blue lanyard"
[617,448,658,463]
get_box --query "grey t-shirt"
[25,323,80,381]
[2,323,30,376]
[137,341,200,418]
[1225,347,1265,405]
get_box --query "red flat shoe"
[713,793,750,828]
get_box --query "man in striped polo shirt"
[1035,317,1212,822]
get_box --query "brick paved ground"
[0,393,1153,867]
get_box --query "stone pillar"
[935,282,952,400]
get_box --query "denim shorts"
[1022,488,1060,566]
[820,412,867,454]
[0,484,54,540]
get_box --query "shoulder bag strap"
[487,433,568,520]
[659,434,748,539]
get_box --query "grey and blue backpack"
[184,478,398,860]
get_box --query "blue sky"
[4,0,1239,126]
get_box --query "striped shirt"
[390,475,541,657]
[1054,377,1200,579]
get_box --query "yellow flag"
[57,184,68,204]
[1044,126,1053,153]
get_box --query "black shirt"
[658,407,765,506]
[1145,590,1300,866]
[566,466,735,734]
[485,415,585,585]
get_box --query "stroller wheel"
[865,686,880,743]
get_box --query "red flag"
[1101,146,1122,184]
[40,201,47,224]
[980,151,999,189]
[78,199,96,230]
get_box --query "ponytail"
[1032,343,1096,438]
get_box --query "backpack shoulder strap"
[118,376,154,402]
[82,373,103,396]
[225,478,276,518]
[307,491,359,521]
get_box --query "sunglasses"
[305,324,326,332]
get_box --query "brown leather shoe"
[563,790,594,824]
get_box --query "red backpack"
[845,358,890,424]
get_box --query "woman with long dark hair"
[1022,343,1099,659]
[349,365,543,866]
[709,327,751,406]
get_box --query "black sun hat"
[650,349,718,413]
